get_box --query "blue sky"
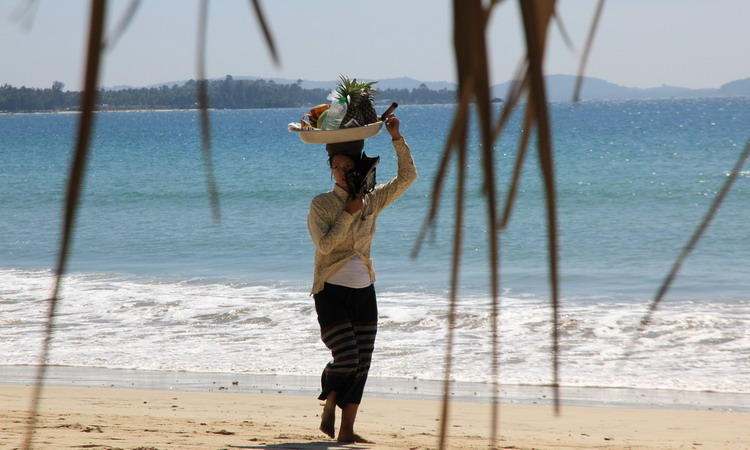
[2,0,749,90]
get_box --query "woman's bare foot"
[319,406,335,438]
[337,432,374,443]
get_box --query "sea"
[1,99,749,408]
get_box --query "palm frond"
[248,0,280,66]
[574,0,606,102]
[437,87,469,450]
[498,107,533,230]
[519,0,560,414]
[11,0,40,30]
[553,8,575,53]
[491,59,527,142]
[411,77,472,259]
[22,1,108,448]
[625,140,750,359]
[197,0,221,224]
[102,0,141,51]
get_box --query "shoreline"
[2,95,746,116]
[3,365,748,413]
[0,108,206,115]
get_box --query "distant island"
[0,77,455,113]
[2,74,749,113]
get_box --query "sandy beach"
[1,384,748,449]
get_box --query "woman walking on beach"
[307,114,417,443]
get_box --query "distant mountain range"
[496,74,750,101]
[106,74,750,102]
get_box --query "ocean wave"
[1,267,748,393]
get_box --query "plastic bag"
[319,90,348,130]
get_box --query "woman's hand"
[345,195,363,214]
[384,114,402,140]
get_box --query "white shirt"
[326,256,372,288]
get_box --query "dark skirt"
[313,282,377,408]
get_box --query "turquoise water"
[1,99,748,392]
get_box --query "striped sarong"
[313,282,377,407]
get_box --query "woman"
[307,114,417,442]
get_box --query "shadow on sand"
[227,442,370,449]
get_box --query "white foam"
[1,268,748,393]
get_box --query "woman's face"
[331,154,355,190]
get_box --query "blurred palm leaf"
[574,0,606,102]
[102,0,141,50]
[625,140,750,358]
[196,0,221,224]
[248,0,280,67]
[22,0,281,447]
[23,1,107,448]
[11,0,40,30]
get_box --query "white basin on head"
[290,121,384,144]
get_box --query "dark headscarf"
[325,140,364,159]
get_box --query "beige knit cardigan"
[307,137,417,294]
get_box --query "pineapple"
[336,75,379,128]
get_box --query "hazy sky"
[2,0,749,90]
